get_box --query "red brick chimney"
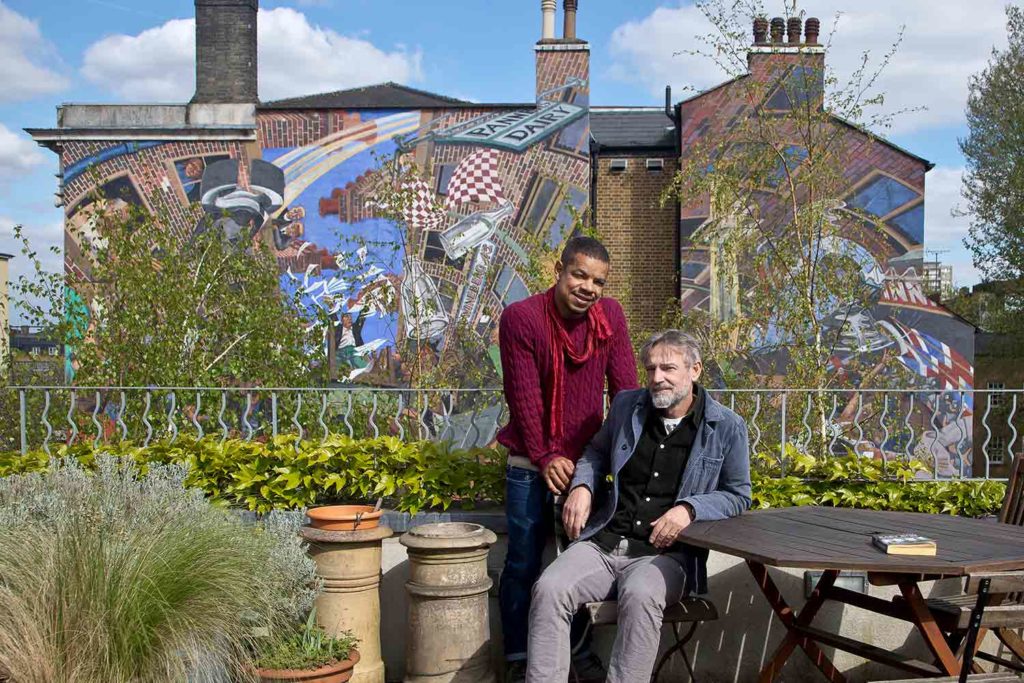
[747,15,824,104]
[535,0,589,102]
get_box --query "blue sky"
[0,0,1013,322]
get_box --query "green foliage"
[0,435,507,515]
[10,189,325,387]
[751,448,1005,518]
[0,456,317,683]
[254,610,357,672]
[961,6,1024,298]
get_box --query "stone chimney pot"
[770,17,785,44]
[541,0,556,41]
[753,16,769,44]
[804,17,820,45]
[563,0,578,41]
[787,17,802,44]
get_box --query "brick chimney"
[191,0,258,104]
[747,15,824,105]
[535,0,589,101]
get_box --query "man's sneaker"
[505,659,527,683]
[570,651,607,683]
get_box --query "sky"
[0,0,1013,323]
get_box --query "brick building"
[27,0,973,423]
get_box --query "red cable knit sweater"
[496,290,639,470]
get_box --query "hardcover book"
[872,532,937,556]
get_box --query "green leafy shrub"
[0,456,318,683]
[254,610,357,672]
[0,435,507,515]
[751,449,1006,518]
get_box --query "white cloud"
[81,18,196,102]
[80,7,423,103]
[0,124,45,181]
[924,166,980,287]
[0,2,69,102]
[608,1,1008,135]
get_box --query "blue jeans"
[499,464,590,662]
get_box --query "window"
[546,187,588,249]
[30,346,41,355]
[521,178,560,234]
[989,436,1007,465]
[887,203,924,244]
[846,175,919,218]
[435,164,456,196]
[765,66,822,110]
[422,230,465,271]
[493,264,529,305]
[48,346,59,357]
[989,382,1006,407]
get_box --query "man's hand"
[562,486,592,541]
[542,456,575,494]
[649,504,693,549]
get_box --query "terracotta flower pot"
[307,505,382,531]
[257,649,360,683]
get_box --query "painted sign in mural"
[59,78,591,399]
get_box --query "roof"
[590,108,676,150]
[259,82,530,110]
[673,73,934,171]
[831,114,935,171]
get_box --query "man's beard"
[651,386,689,410]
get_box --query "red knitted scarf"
[545,287,613,449]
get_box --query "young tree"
[960,5,1024,331]
[11,194,324,388]
[665,0,912,394]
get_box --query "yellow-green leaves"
[0,435,506,515]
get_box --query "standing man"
[526,330,752,683]
[497,236,638,682]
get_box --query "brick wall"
[594,153,679,335]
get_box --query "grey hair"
[640,329,702,366]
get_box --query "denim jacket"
[570,388,752,594]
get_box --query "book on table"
[871,532,937,556]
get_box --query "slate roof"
[590,108,676,150]
[259,82,529,110]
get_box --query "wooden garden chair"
[920,456,1024,675]
[876,571,1024,682]
[553,496,719,682]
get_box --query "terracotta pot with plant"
[254,610,360,683]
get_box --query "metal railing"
[2,386,1022,480]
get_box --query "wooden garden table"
[679,506,1024,682]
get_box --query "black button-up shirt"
[595,385,705,555]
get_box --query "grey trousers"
[526,540,688,683]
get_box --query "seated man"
[526,330,752,683]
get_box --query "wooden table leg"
[747,561,846,683]
[898,580,961,676]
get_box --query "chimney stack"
[191,0,258,104]
[563,0,578,41]
[541,0,556,41]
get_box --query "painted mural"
[675,61,976,476]
[59,77,591,403]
